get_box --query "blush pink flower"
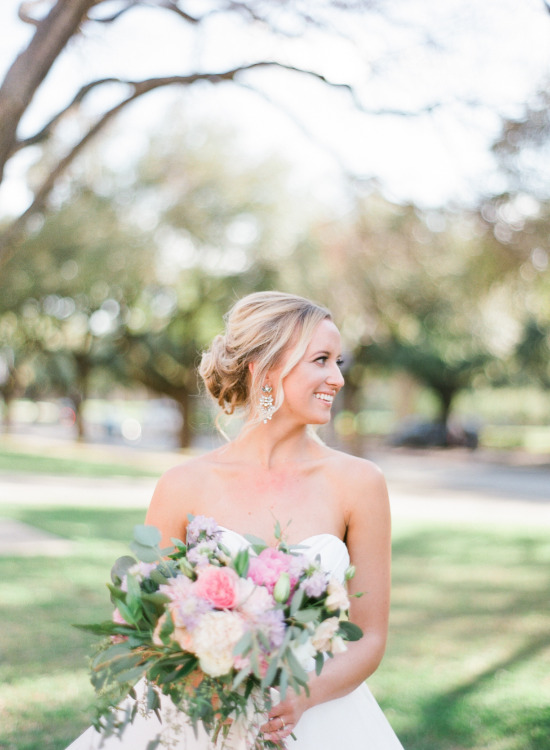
[194,565,240,609]
[248,548,293,593]
[112,607,128,625]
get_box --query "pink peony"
[248,548,293,593]
[194,565,240,609]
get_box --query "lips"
[314,392,334,404]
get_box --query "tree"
[0,0,389,265]
[0,180,155,434]
[287,193,525,429]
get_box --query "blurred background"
[0,1,549,749]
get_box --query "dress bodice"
[218,527,351,582]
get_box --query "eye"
[314,356,328,365]
[336,358,344,367]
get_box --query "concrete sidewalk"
[1,449,548,555]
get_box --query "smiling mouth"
[314,393,334,404]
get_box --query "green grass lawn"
[1,505,549,750]
[0,447,160,478]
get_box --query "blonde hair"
[199,291,332,429]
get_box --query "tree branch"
[90,0,202,25]
[0,59,448,266]
[0,0,97,182]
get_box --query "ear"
[248,361,255,375]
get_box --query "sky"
[1,0,550,215]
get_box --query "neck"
[230,416,314,469]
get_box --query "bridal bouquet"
[77,516,362,749]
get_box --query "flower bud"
[178,557,196,579]
[273,572,291,603]
[344,565,356,581]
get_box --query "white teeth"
[314,393,333,403]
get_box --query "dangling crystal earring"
[259,384,275,423]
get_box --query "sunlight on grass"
[367,520,550,750]
[1,509,549,750]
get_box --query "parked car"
[389,417,479,449]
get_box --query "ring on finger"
[279,717,285,731]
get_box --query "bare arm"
[263,459,392,738]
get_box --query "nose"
[327,362,345,390]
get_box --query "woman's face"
[274,318,345,426]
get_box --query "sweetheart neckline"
[217,525,348,550]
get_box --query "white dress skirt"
[67,530,404,750]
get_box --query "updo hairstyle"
[199,291,332,425]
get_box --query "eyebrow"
[310,350,342,358]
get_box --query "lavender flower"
[173,595,213,630]
[300,570,328,598]
[186,516,221,546]
[256,608,286,649]
[288,554,309,579]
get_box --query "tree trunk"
[177,390,192,449]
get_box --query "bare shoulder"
[322,447,389,520]
[155,453,210,491]
[324,446,387,488]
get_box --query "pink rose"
[194,565,240,609]
[248,548,293,593]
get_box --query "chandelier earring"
[259,384,275,423]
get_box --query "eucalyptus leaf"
[117,664,149,684]
[232,667,250,691]
[130,540,161,563]
[292,608,320,623]
[315,653,325,676]
[261,656,279,689]
[290,588,304,616]
[285,649,309,684]
[244,533,268,548]
[338,621,363,641]
[279,668,288,701]
[134,524,162,547]
[111,556,137,585]
[233,630,252,657]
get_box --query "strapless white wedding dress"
[67,529,404,750]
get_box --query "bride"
[68,291,403,749]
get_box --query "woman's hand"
[259,688,308,745]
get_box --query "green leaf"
[130,540,160,563]
[290,588,304,616]
[126,573,142,601]
[278,668,288,701]
[274,520,282,540]
[111,556,137,585]
[315,653,324,676]
[134,525,162,547]
[169,538,186,550]
[261,656,279,690]
[73,620,122,636]
[232,549,250,578]
[141,592,171,607]
[292,608,320,623]
[116,599,138,626]
[233,630,252,657]
[117,664,149,684]
[92,642,132,670]
[285,649,309,685]
[232,667,250,690]
[147,684,160,712]
[106,582,126,603]
[159,613,174,644]
[338,621,363,642]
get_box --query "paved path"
[0,450,548,555]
